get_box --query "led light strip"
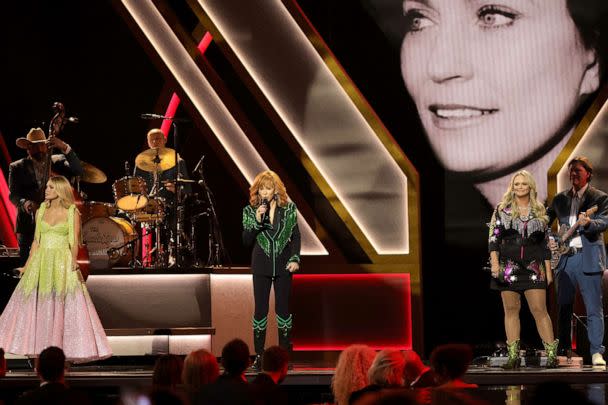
[0,171,17,246]
[160,32,214,136]
[293,273,412,350]
[556,100,608,191]
[121,0,327,255]
[197,0,408,254]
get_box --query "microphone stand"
[171,121,186,269]
[141,113,188,269]
[198,171,230,268]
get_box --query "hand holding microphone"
[256,198,270,223]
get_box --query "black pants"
[253,273,292,320]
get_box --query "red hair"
[249,170,288,207]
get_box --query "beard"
[30,152,45,162]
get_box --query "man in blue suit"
[548,156,608,366]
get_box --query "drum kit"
[78,147,210,270]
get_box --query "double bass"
[40,102,90,280]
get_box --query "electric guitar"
[550,205,598,268]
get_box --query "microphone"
[261,198,270,222]
[66,116,79,123]
[141,113,170,120]
[194,155,205,174]
[124,161,130,177]
[140,113,191,122]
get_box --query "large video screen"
[377,0,606,206]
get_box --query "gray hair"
[367,349,406,386]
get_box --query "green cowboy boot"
[277,314,293,351]
[503,340,521,369]
[277,314,293,369]
[252,316,268,370]
[543,339,559,368]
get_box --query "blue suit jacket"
[547,186,608,274]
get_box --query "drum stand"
[108,232,146,269]
[148,163,169,268]
[140,220,166,269]
[190,210,209,268]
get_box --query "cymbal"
[80,161,107,184]
[135,147,176,172]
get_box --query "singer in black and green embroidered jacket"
[242,170,300,365]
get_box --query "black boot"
[277,314,293,369]
[252,316,267,370]
[251,354,262,371]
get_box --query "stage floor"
[2,361,607,386]
[2,362,608,404]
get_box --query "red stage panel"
[292,273,411,351]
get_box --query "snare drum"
[80,201,116,222]
[112,176,148,211]
[132,197,165,223]
[82,217,138,269]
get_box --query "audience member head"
[182,349,219,389]
[36,346,66,383]
[152,354,184,390]
[262,346,289,383]
[367,349,406,387]
[402,350,426,386]
[221,339,250,377]
[430,344,473,385]
[332,345,376,405]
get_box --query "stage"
[2,361,608,404]
[2,266,608,403]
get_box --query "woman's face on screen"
[400,0,599,175]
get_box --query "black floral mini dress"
[488,206,551,291]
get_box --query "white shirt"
[568,184,588,249]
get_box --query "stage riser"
[108,335,211,356]
[87,274,211,329]
[211,274,278,356]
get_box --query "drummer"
[134,128,192,201]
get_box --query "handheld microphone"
[261,198,270,222]
[66,116,79,123]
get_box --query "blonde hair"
[332,345,376,405]
[249,170,289,207]
[181,349,219,389]
[45,176,74,209]
[367,349,406,387]
[147,128,165,139]
[498,170,546,220]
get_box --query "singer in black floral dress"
[488,170,557,368]
[242,170,300,369]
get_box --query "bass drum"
[82,217,138,270]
